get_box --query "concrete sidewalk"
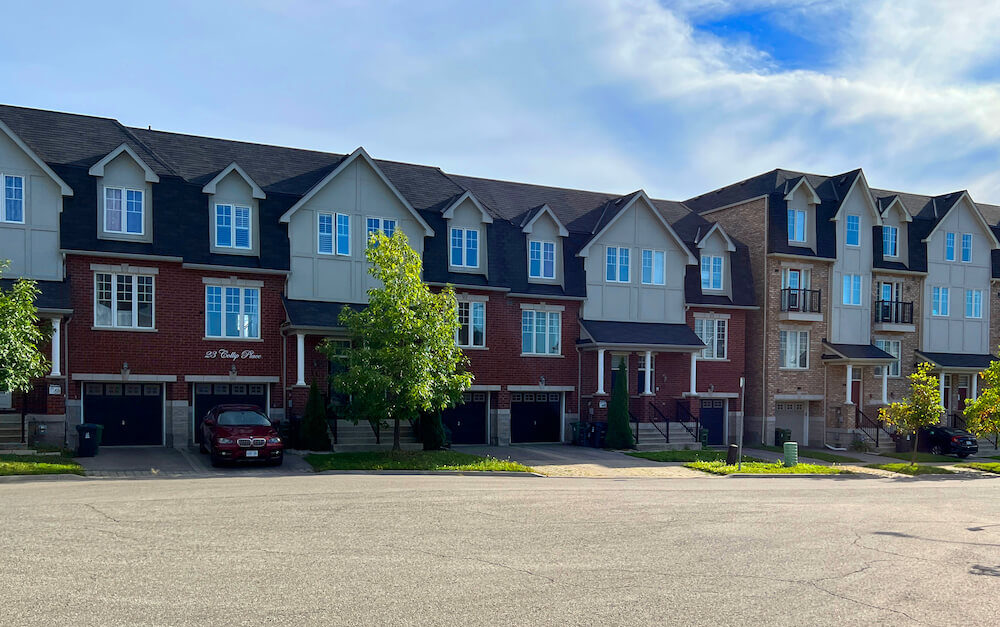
[454,443,707,478]
[75,446,312,478]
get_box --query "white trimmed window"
[205,285,260,339]
[521,310,560,355]
[606,247,629,282]
[336,213,350,255]
[641,249,665,285]
[845,214,859,246]
[366,217,396,245]
[104,187,144,235]
[456,301,486,348]
[961,233,973,262]
[215,204,251,249]
[945,232,955,261]
[450,227,479,268]
[779,330,809,369]
[787,209,806,242]
[2,174,24,223]
[965,289,983,319]
[529,241,556,279]
[694,318,727,360]
[882,225,898,257]
[94,272,154,329]
[700,255,723,291]
[932,287,950,316]
[842,274,862,305]
[874,339,901,377]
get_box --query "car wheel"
[199,440,207,454]
[269,456,284,467]
[930,445,943,455]
[958,452,970,458]
[210,450,223,467]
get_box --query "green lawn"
[881,452,962,463]
[684,460,848,476]
[867,463,955,476]
[627,450,764,463]
[956,462,1000,474]
[748,445,861,464]
[305,450,533,473]
[0,454,84,476]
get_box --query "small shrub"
[420,411,448,451]
[604,362,635,449]
[299,382,332,451]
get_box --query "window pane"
[225,287,240,337]
[535,311,546,354]
[318,214,333,254]
[234,206,251,248]
[779,331,788,367]
[451,229,463,266]
[653,251,664,285]
[367,218,380,244]
[548,312,560,354]
[529,241,541,277]
[206,286,222,336]
[4,175,23,222]
[472,302,485,347]
[465,229,478,267]
[618,248,629,282]
[606,247,616,281]
[962,234,972,261]
[846,215,859,245]
[126,190,143,234]
[521,311,533,353]
[105,188,123,232]
[336,214,350,255]
[216,205,232,247]
[716,320,726,359]
[96,273,112,326]
[787,209,795,241]
[798,332,808,367]
[642,250,653,284]
[946,233,955,260]
[457,302,470,346]
[383,219,396,237]
[796,211,806,241]
[137,276,153,328]
[243,288,259,338]
[115,275,133,327]
[701,256,710,289]
[712,257,722,289]
[543,242,555,278]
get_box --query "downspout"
[576,342,582,419]
[280,323,288,423]
[761,195,768,444]
[62,315,71,449]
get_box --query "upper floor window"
[606,247,629,282]
[779,330,809,369]
[700,255,723,291]
[215,204,251,249]
[450,227,479,268]
[781,267,810,289]
[95,272,154,330]
[318,213,349,256]
[2,175,24,223]
[529,241,556,279]
[965,289,983,319]
[945,232,955,261]
[641,249,665,285]
[521,310,560,355]
[787,209,806,243]
[366,217,396,245]
[932,286,950,316]
[845,214,860,246]
[961,233,973,262]
[205,285,260,339]
[874,339,901,377]
[694,318,727,360]
[104,187,144,235]
[842,274,862,306]
[456,301,485,348]
[882,225,898,257]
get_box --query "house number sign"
[204,349,263,361]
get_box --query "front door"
[851,367,862,405]
[957,375,970,415]
[700,399,725,445]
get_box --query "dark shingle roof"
[915,351,996,370]
[579,320,704,348]
[821,342,895,361]
[0,279,72,312]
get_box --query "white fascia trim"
[73,373,177,382]
[577,191,697,265]
[881,196,912,223]
[521,204,567,237]
[182,263,288,275]
[921,191,1000,247]
[831,171,882,225]
[696,222,737,252]
[279,147,434,236]
[202,162,266,199]
[0,118,73,197]
[61,249,184,263]
[185,375,279,383]
[441,191,493,224]
[783,177,821,205]
[90,262,159,275]
[201,276,264,288]
[507,385,575,392]
[468,384,502,391]
[87,142,160,183]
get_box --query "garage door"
[700,399,726,445]
[83,383,163,446]
[193,383,268,443]
[510,392,561,443]
[775,402,806,444]
[442,392,488,444]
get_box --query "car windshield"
[217,411,271,426]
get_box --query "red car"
[200,404,283,467]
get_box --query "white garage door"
[775,402,807,444]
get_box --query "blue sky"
[3,0,1000,202]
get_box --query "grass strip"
[866,463,955,476]
[627,450,764,463]
[0,454,85,476]
[684,460,848,476]
[305,450,533,473]
[955,462,1000,474]
[880,452,962,463]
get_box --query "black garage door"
[193,383,268,443]
[442,392,487,444]
[700,399,725,445]
[83,382,163,446]
[510,392,561,443]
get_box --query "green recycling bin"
[699,428,709,447]
[783,441,798,467]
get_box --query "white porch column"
[596,348,606,395]
[49,317,61,377]
[881,366,888,404]
[644,350,653,395]
[939,372,945,405]
[972,374,978,400]
[295,333,306,386]
[689,352,698,395]
[845,364,853,405]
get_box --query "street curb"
[314,469,544,477]
[0,473,89,484]
[724,472,869,478]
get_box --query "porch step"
[633,422,698,446]
[333,442,425,453]
[634,441,703,452]
[332,420,420,448]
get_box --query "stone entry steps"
[633,422,699,451]
[332,419,422,452]
[0,413,24,445]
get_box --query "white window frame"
[317,212,334,255]
[528,240,556,279]
[932,286,950,317]
[93,272,155,330]
[641,249,666,286]
[336,213,351,256]
[606,246,630,283]
[456,301,486,348]
[875,339,901,377]
[961,233,973,263]
[965,289,983,319]
[779,330,809,369]
[845,214,860,247]
[366,216,397,245]
[945,232,955,261]
[204,285,261,339]
[694,317,727,360]
[1,174,25,223]
[450,227,480,269]
[842,274,862,306]
[700,255,723,291]
[521,309,561,356]
[214,203,252,250]
[787,209,806,243]
[882,225,898,258]
[103,186,145,235]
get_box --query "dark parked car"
[200,404,283,467]
[918,426,978,458]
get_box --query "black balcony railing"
[874,300,914,325]
[780,288,822,313]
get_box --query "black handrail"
[949,413,967,430]
[648,404,671,443]
[856,407,894,448]
[675,400,700,440]
[781,288,822,313]
[874,300,914,324]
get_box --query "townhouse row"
[0,104,996,450]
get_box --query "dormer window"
[450,227,479,268]
[882,225,898,258]
[104,187,144,235]
[700,255,723,291]
[787,209,806,243]
[845,214,860,246]
[529,241,556,279]
[215,204,251,249]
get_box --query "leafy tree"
[962,353,1000,447]
[604,361,635,449]
[878,362,945,465]
[0,262,50,394]
[299,381,331,451]
[320,231,472,451]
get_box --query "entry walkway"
[75,447,312,478]
[454,443,707,478]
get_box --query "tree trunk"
[393,417,401,451]
[910,431,919,466]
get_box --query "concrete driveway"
[455,443,707,477]
[75,446,312,478]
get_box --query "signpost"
[737,375,745,471]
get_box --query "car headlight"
[267,437,281,444]
[216,437,234,444]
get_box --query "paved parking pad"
[455,443,708,477]
[75,447,312,478]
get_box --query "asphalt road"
[2,473,999,626]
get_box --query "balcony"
[779,288,823,321]
[874,299,915,332]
